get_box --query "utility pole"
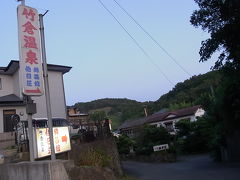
[39,12,56,160]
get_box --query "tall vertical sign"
[17,5,44,96]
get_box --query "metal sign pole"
[39,13,56,160]
[17,0,25,6]
[25,96,36,162]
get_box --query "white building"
[119,105,205,136]
[0,60,71,133]
[147,105,205,134]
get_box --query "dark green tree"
[191,0,240,161]
[116,135,134,155]
[135,125,171,155]
[90,111,107,137]
[191,0,240,69]
[175,118,212,154]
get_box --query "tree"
[116,135,134,155]
[169,102,192,111]
[191,0,240,161]
[190,0,240,69]
[90,111,107,137]
[175,118,212,154]
[135,125,171,155]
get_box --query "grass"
[76,147,112,167]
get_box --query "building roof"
[146,105,201,123]
[0,60,72,75]
[0,94,22,102]
[119,105,202,130]
[118,117,146,130]
[0,94,24,107]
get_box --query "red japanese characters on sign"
[17,5,44,96]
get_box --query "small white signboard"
[17,5,44,96]
[153,144,169,152]
[35,127,71,158]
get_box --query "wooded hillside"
[73,71,221,129]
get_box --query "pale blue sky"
[0,0,215,105]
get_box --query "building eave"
[0,60,72,75]
[0,103,25,107]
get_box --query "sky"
[0,0,215,106]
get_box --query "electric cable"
[112,0,191,76]
[97,0,174,86]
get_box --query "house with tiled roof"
[119,105,205,137]
[0,60,71,148]
[118,117,146,137]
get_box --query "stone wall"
[68,166,117,180]
[69,137,123,176]
[0,132,15,150]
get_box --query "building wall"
[32,71,66,119]
[149,109,205,134]
[0,75,14,96]
[150,115,194,128]
[0,70,68,133]
[195,108,205,117]
[68,108,77,115]
[0,106,27,133]
[13,70,21,97]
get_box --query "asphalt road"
[122,154,240,180]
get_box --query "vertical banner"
[17,5,44,96]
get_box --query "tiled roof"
[146,105,201,123]
[119,105,202,130]
[118,117,146,130]
[0,94,24,107]
[0,94,22,102]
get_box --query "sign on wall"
[153,144,169,152]
[35,127,71,158]
[17,5,44,96]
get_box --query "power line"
[112,0,192,77]
[96,0,174,86]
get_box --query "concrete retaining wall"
[0,160,70,180]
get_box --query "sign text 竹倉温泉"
[17,5,44,96]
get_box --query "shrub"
[134,125,171,155]
[116,135,134,155]
[77,147,112,167]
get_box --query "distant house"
[67,107,90,130]
[146,105,205,134]
[0,60,71,148]
[67,107,112,134]
[118,117,146,138]
[119,105,205,136]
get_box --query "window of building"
[3,109,16,132]
[164,122,174,132]
[0,78,2,90]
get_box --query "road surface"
[122,154,240,180]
